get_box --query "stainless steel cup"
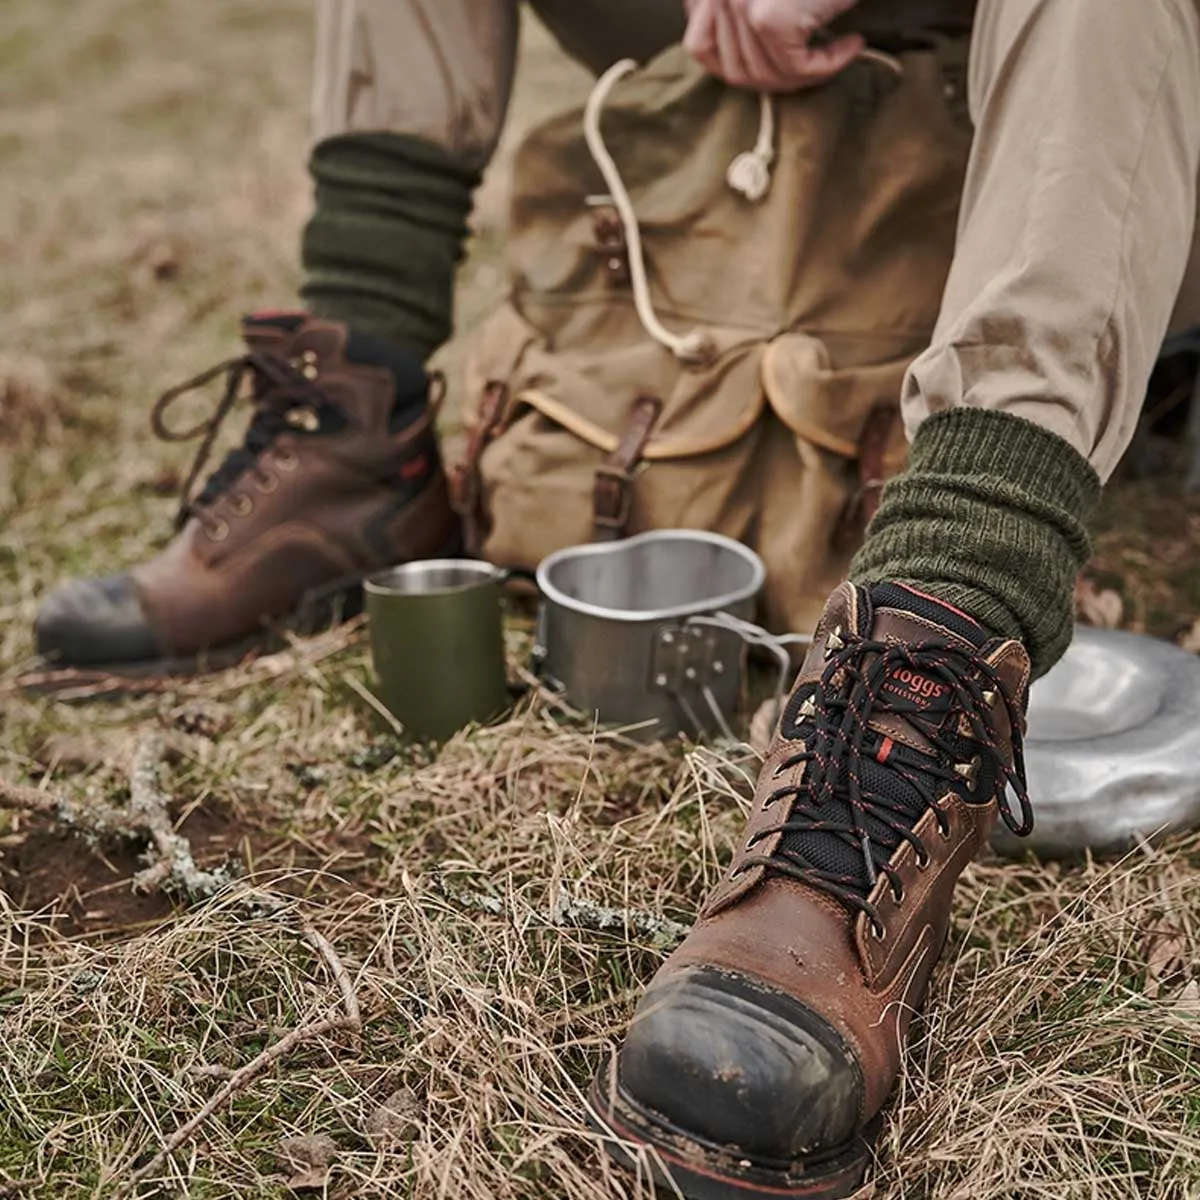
[364,560,510,742]
[534,531,768,738]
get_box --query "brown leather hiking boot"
[590,581,1033,1199]
[35,312,460,676]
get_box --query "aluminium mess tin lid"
[994,625,1200,859]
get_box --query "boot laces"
[742,623,1032,937]
[150,351,345,534]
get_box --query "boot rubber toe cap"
[35,574,160,666]
[616,965,864,1161]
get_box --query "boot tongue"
[777,584,995,900]
[862,583,989,753]
[185,312,343,513]
[241,309,310,355]
[240,312,429,428]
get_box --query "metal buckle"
[592,465,635,532]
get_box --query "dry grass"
[2,2,1200,1197]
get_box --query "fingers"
[744,0,860,41]
[713,3,756,88]
[685,0,867,92]
[800,0,863,29]
[716,2,784,89]
[682,0,721,75]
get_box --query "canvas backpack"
[451,37,972,637]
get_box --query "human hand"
[683,0,865,92]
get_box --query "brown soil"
[0,801,376,939]
[0,823,177,937]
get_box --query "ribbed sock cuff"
[850,408,1101,678]
[300,132,480,362]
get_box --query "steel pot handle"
[680,612,812,744]
[501,568,558,688]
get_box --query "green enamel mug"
[364,560,511,742]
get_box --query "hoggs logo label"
[888,668,948,702]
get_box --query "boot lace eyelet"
[230,494,253,517]
[916,851,931,871]
[274,449,299,473]
[204,517,230,543]
[891,884,906,905]
[285,405,320,432]
[254,472,279,494]
[871,920,887,942]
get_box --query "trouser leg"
[903,0,1200,481]
[853,0,1200,675]
[301,0,684,359]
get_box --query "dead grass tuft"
[0,355,64,448]
[2,705,1200,1198]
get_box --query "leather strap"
[449,380,508,554]
[835,402,901,548]
[592,393,663,542]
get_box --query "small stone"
[364,1087,422,1145]
[276,1133,337,1192]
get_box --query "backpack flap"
[459,306,769,571]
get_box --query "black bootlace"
[742,623,1033,937]
[150,351,342,532]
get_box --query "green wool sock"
[300,132,480,362]
[850,408,1101,679]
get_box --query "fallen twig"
[119,910,362,1193]
[117,1014,354,1196]
[0,776,73,817]
[9,617,367,702]
[0,774,125,833]
[188,1064,235,1082]
[10,666,183,701]
[300,918,362,1033]
[0,737,236,901]
[549,883,690,947]
[429,872,505,916]
[431,873,689,948]
[126,735,235,898]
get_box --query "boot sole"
[20,541,462,698]
[586,1062,875,1200]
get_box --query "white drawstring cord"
[581,50,905,358]
[726,91,776,202]
[861,47,905,77]
[584,59,716,366]
[726,48,903,204]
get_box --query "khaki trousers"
[312,0,1200,482]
